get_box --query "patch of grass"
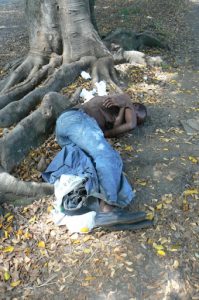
[120,6,141,16]
[161,62,170,70]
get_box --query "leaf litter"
[1,0,199,298]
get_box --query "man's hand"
[114,107,125,127]
[103,94,131,109]
[104,108,137,138]
[103,97,117,108]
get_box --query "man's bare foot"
[100,200,115,212]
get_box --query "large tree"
[0,0,121,203]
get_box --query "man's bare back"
[77,93,147,138]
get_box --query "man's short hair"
[133,102,147,125]
[133,102,147,116]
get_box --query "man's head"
[133,103,147,125]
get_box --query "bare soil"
[0,0,199,299]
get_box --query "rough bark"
[0,0,120,204]
[0,89,81,172]
[0,59,90,127]
[0,166,53,205]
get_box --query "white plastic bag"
[80,88,96,102]
[51,210,96,233]
[81,71,91,80]
[95,80,107,96]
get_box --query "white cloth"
[52,174,96,233]
[51,210,96,233]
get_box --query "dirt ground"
[0,0,199,299]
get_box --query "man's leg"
[56,110,134,208]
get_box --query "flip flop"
[98,220,154,231]
[95,210,147,227]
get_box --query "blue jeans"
[56,110,134,207]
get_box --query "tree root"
[0,166,53,205]
[0,58,24,91]
[0,89,81,172]
[0,64,52,110]
[91,57,123,93]
[0,54,62,110]
[1,55,49,93]
[0,0,126,206]
[0,89,81,205]
[0,60,85,127]
[0,54,121,204]
[0,56,120,128]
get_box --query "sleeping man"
[43,93,147,215]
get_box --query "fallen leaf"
[170,80,177,84]
[157,250,166,256]
[70,233,79,240]
[156,203,163,210]
[16,229,23,236]
[11,280,21,288]
[83,248,91,254]
[159,137,173,143]
[126,267,134,272]
[183,189,198,196]
[4,231,9,239]
[173,260,179,268]
[38,241,45,248]
[136,179,147,186]
[168,245,181,252]
[4,271,11,281]
[125,261,133,266]
[83,236,92,242]
[4,212,11,219]
[29,216,36,224]
[111,269,115,278]
[24,232,32,239]
[80,227,89,233]
[170,223,177,231]
[124,145,133,151]
[159,237,168,245]
[7,215,14,222]
[156,128,165,134]
[72,240,81,244]
[182,199,189,211]
[84,276,96,281]
[153,243,164,250]
[47,206,53,213]
[188,156,198,163]
[59,285,65,292]
[146,212,154,220]
[164,198,173,204]
[147,238,154,244]
[3,246,14,253]
[162,194,173,203]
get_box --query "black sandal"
[95,210,149,227]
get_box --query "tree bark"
[0,0,116,203]
[0,166,54,206]
[0,89,81,172]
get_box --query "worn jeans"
[55,109,134,208]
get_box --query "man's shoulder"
[81,96,106,107]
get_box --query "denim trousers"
[55,109,134,207]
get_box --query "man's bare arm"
[114,107,125,127]
[103,94,132,109]
[104,108,137,138]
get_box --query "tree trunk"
[0,0,118,204]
